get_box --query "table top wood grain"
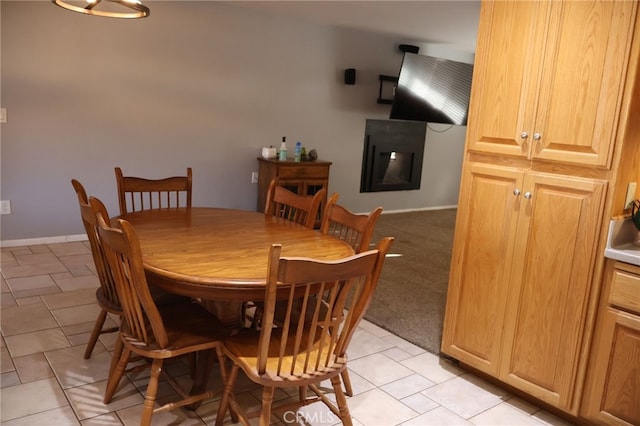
[116,207,354,301]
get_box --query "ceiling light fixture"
[52,0,150,19]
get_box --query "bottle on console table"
[294,141,302,162]
[278,136,287,161]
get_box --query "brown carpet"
[366,208,457,354]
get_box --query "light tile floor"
[0,242,576,425]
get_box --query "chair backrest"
[256,237,394,377]
[320,193,384,253]
[264,178,326,229]
[95,207,169,348]
[71,180,120,307]
[115,167,193,215]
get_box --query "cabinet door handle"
[533,133,541,141]
[524,192,532,199]
[520,132,528,139]
[513,189,521,196]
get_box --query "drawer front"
[610,267,640,314]
[278,166,329,179]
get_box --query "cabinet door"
[468,1,637,168]
[441,163,524,375]
[465,1,547,158]
[532,1,637,167]
[583,308,640,425]
[500,172,606,411]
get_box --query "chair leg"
[299,385,308,402]
[215,347,239,423]
[103,343,130,404]
[331,375,353,426]
[84,309,108,359]
[260,386,275,426]
[106,335,124,390]
[140,358,163,426]
[215,363,240,426]
[341,369,354,397]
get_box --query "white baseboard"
[1,234,88,248]
[380,205,457,215]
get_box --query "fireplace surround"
[360,119,427,192]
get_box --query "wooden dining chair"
[71,179,123,360]
[321,193,384,254]
[251,176,329,327]
[96,208,234,426]
[115,166,192,215]
[215,237,394,426]
[320,193,384,396]
[264,178,326,229]
[72,180,191,359]
[251,177,327,328]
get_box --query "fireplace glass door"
[360,119,427,192]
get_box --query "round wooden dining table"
[117,207,355,302]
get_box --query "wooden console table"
[256,158,332,226]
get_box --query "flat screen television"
[389,53,474,126]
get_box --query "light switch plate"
[0,200,11,215]
[0,108,6,124]
[624,182,637,210]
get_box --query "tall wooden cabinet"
[441,0,640,417]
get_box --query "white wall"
[0,1,470,242]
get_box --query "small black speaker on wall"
[344,68,356,85]
[399,44,420,54]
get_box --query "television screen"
[389,53,473,125]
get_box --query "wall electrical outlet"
[251,171,259,184]
[624,182,637,210]
[0,200,11,215]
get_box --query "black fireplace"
[360,119,427,192]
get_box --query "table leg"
[200,300,244,330]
